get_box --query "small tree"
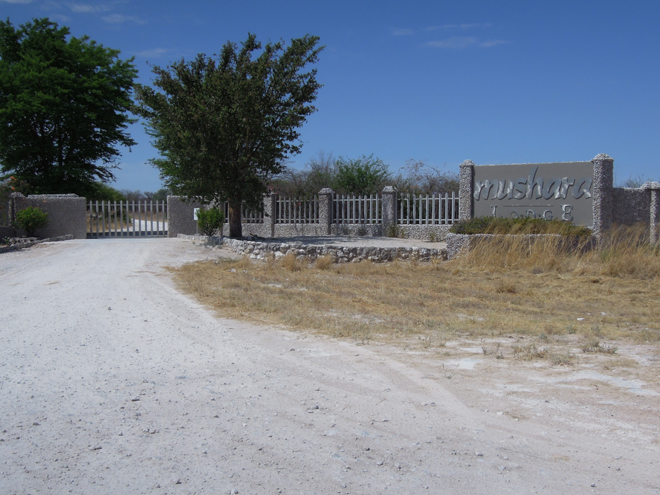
[15,206,49,237]
[134,33,323,237]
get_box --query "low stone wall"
[11,193,86,239]
[0,234,74,254]
[233,223,453,241]
[177,234,447,263]
[446,233,596,260]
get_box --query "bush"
[334,154,390,195]
[197,207,225,236]
[449,216,592,236]
[15,206,49,237]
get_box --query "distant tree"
[392,160,459,195]
[270,151,337,197]
[120,189,144,202]
[334,154,390,195]
[0,18,137,197]
[134,33,323,237]
[620,174,650,188]
[87,182,126,201]
[151,188,170,201]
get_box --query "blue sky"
[3,0,659,191]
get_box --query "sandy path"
[0,239,658,494]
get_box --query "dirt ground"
[0,238,658,494]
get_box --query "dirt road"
[1,239,658,494]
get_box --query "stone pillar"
[263,193,277,237]
[642,181,660,244]
[382,186,398,236]
[318,188,334,235]
[591,153,614,234]
[459,160,475,222]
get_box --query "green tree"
[0,18,137,197]
[334,154,390,195]
[134,33,323,237]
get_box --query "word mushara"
[473,162,594,226]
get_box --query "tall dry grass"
[170,224,659,355]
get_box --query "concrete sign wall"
[473,162,595,226]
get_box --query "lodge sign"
[473,162,594,226]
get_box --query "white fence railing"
[398,192,459,225]
[333,194,382,224]
[87,200,167,237]
[276,196,319,224]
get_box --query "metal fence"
[333,194,382,224]
[87,200,168,237]
[276,196,319,224]
[398,192,459,225]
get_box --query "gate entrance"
[87,200,167,238]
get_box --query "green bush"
[197,207,225,236]
[450,216,592,236]
[16,206,49,237]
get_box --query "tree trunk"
[228,199,242,238]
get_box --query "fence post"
[318,188,334,235]
[263,192,277,237]
[642,181,660,245]
[382,186,397,236]
[591,153,614,236]
[459,160,475,222]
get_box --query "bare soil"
[0,238,658,494]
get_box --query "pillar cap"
[382,186,397,193]
[641,181,660,190]
[318,188,334,194]
[592,153,613,161]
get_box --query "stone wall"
[224,237,446,263]
[167,196,203,237]
[177,234,447,263]
[0,226,13,238]
[611,187,651,225]
[11,193,86,239]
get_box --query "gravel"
[1,238,658,494]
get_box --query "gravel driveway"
[1,239,658,494]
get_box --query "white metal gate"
[87,200,167,238]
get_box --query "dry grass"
[170,224,660,357]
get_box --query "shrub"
[15,206,49,237]
[197,207,225,236]
[450,216,592,236]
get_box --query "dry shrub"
[281,252,303,272]
[454,223,659,279]
[315,255,333,270]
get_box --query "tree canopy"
[0,18,137,197]
[134,33,323,237]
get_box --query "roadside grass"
[169,224,659,363]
